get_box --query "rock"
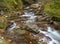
[14,29,27,35]
[0,29,5,34]
[45,36,52,41]
[41,42,47,44]
[29,2,44,15]
[36,23,47,31]
[50,21,60,31]
[52,23,60,30]
[31,3,39,8]
[25,23,39,34]
[0,37,6,44]
[0,11,4,15]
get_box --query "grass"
[44,0,60,21]
[0,0,29,11]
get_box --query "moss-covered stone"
[0,16,8,29]
[0,38,6,44]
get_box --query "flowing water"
[7,20,19,33]
[8,12,60,44]
[21,12,60,44]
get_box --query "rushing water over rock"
[8,12,60,44]
[39,27,60,44]
[47,27,60,41]
[22,12,60,44]
[7,20,19,33]
[21,12,37,23]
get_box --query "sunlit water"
[9,12,60,44]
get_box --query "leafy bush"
[0,0,24,11]
[0,0,34,11]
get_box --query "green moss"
[0,0,24,11]
[15,29,27,35]
[44,0,60,21]
[0,24,5,29]
[0,38,6,44]
[0,16,8,29]
[1,0,34,11]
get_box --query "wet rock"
[0,11,4,15]
[36,15,50,22]
[35,16,43,22]
[4,30,38,44]
[0,29,5,34]
[45,36,52,41]
[0,37,6,44]
[25,23,39,34]
[7,10,24,20]
[36,16,45,22]
[54,23,60,30]
[49,20,60,31]
[14,29,27,35]
[31,3,40,8]
[41,42,47,44]
[4,29,28,44]
[36,23,47,31]
[19,16,29,21]
[39,33,45,38]
[51,16,60,22]
[29,2,44,15]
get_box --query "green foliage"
[0,0,24,11]
[44,0,60,21]
[0,0,35,11]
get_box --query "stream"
[8,12,60,44]
[21,12,60,44]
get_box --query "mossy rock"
[14,29,27,35]
[0,16,8,29]
[0,38,6,44]
[0,24,6,29]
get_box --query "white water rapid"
[21,12,60,44]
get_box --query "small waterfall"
[8,21,19,33]
[21,12,37,23]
